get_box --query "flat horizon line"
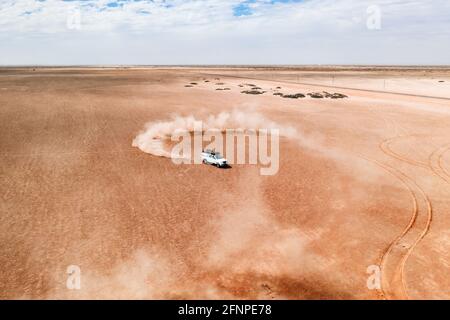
[1,64,450,69]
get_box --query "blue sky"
[233,0,304,16]
[0,0,449,65]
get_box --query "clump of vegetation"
[282,93,306,99]
[329,93,348,99]
[241,90,265,95]
[306,92,348,99]
[308,92,324,99]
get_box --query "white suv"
[201,150,228,168]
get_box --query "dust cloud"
[132,110,298,158]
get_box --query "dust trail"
[27,250,168,300]
[132,109,388,184]
[133,109,342,163]
[197,170,331,299]
[132,110,298,158]
[43,172,326,300]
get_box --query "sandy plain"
[1,66,450,299]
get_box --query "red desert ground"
[1,66,450,299]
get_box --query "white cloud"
[0,0,449,65]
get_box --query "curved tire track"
[298,96,437,300]
[429,145,450,184]
[358,155,432,300]
[380,136,430,170]
[381,135,450,186]
[355,112,434,299]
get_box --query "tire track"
[347,109,433,300]
[307,104,432,300]
[310,95,438,299]
[439,148,450,179]
[358,155,432,300]
[380,136,430,170]
[381,136,450,186]
[429,145,450,184]
[299,101,422,299]
[367,118,435,299]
